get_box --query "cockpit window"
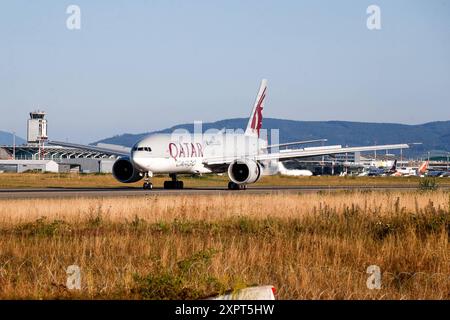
[133,146,152,152]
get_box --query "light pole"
[447,152,449,171]
[374,140,377,161]
[12,131,16,160]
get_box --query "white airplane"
[50,79,409,190]
[277,161,313,177]
[392,160,429,177]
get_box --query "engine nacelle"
[227,159,262,185]
[112,157,143,183]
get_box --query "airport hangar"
[0,111,122,173]
[0,146,119,174]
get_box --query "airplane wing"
[47,141,129,157]
[204,143,409,165]
[263,139,328,149]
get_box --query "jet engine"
[112,157,143,183]
[227,159,262,185]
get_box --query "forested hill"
[93,119,450,158]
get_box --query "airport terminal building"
[0,111,119,173]
[1,110,404,176]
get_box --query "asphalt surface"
[1,185,448,199]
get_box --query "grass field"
[0,190,449,299]
[1,172,450,189]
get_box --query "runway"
[1,185,448,199]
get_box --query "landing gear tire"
[228,182,247,190]
[143,172,153,190]
[143,182,153,190]
[163,180,184,189]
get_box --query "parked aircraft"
[426,168,450,177]
[50,79,409,190]
[392,161,429,177]
[359,160,397,177]
[277,161,313,177]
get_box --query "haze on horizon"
[0,0,449,144]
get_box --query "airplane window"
[134,147,151,152]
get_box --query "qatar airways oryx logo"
[169,142,204,160]
[250,87,266,137]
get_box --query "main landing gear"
[143,172,153,190]
[164,173,184,189]
[228,181,247,190]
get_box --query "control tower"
[27,110,48,144]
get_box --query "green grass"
[1,172,449,189]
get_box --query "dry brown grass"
[1,172,450,189]
[0,191,449,299]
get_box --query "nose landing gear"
[163,173,184,189]
[143,182,153,190]
[143,172,153,190]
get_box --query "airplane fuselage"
[47,79,410,190]
[130,133,267,174]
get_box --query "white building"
[0,160,59,173]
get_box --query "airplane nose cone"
[131,153,147,171]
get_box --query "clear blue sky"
[1,0,449,143]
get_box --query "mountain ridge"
[0,131,26,146]
[92,118,450,157]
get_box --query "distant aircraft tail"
[245,79,267,137]
[418,160,429,175]
[389,159,397,173]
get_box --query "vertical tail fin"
[418,160,429,175]
[245,79,268,137]
[389,159,397,173]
